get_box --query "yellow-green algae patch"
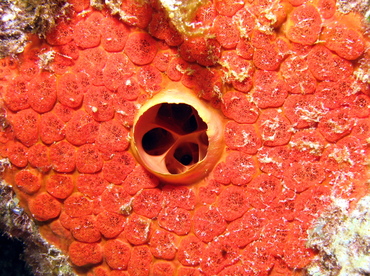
[307,195,370,275]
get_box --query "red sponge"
[262,219,289,256]
[57,73,86,108]
[96,211,126,238]
[286,4,322,45]
[123,165,159,195]
[69,0,89,12]
[46,174,74,199]
[219,265,247,276]
[166,57,189,81]
[70,215,101,243]
[253,43,283,71]
[280,56,317,94]
[284,161,325,192]
[84,85,115,122]
[12,109,39,147]
[225,121,262,155]
[200,235,239,275]
[226,151,257,185]
[65,110,99,146]
[137,65,163,93]
[307,45,353,81]
[317,0,336,19]
[102,152,136,185]
[4,76,29,112]
[125,213,152,245]
[177,235,205,266]
[49,140,76,173]
[152,262,175,276]
[15,170,41,195]
[226,209,265,248]
[116,77,141,101]
[148,10,183,47]
[58,41,79,60]
[214,151,257,186]
[7,141,28,168]
[102,17,130,52]
[73,12,103,49]
[75,47,107,72]
[120,0,153,29]
[192,206,227,243]
[28,192,61,221]
[284,94,328,129]
[162,185,196,210]
[294,185,331,228]
[127,246,152,276]
[69,241,103,267]
[318,107,355,142]
[19,60,39,82]
[115,100,137,128]
[96,120,129,156]
[253,70,288,108]
[290,129,327,162]
[250,30,276,49]
[221,91,259,124]
[153,50,176,72]
[179,37,221,67]
[213,15,240,49]
[236,38,254,60]
[257,145,291,179]
[182,65,222,101]
[220,51,254,90]
[74,48,107,86]
[132,188,163,219]
[315,79,352,109]
[233,9,255,38]
[198,180,221,205]
[322,22,365,60]
[53,103,74,123]
[104,239,131,270]
[158,207,191,236]
[322,136,365,175]
[349,94,370,118]
[28,143,51,172]
[64,193,93,218]
[149,229,177,260]
[76,173,109,198]
[194,2,217,28]
[103,53,135,91]
[46,20,73,46]
[101,185,132,214]
[40,112,65,144]
[124,32,158,65]
[217,185,249,221]
[214,0,244,16]
[241,241,275,274]
[76,144,103,173]
[257,109,292,146]
[49,52,74,75]
[28,73,57,113]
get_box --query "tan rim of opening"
[131,83,224,184]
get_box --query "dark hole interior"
[142,127,174,156]
[140,103,209,175]
[183,115,197,133]
[174,143,199,166]
[170,103,192,121]
[157,103,200,134]
[180,155,192,165]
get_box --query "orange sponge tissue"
[0,0,369,275]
